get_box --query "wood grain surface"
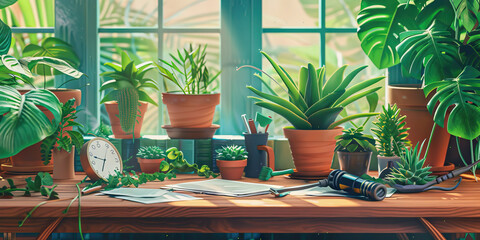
[1,172,480,233]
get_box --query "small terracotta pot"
[53,146,75,180]
[8,89,81,174]
[105,101,148,139]
[216,159,247,180]
[387,85,450,169]
[162,93,220,128]
[137,158,165,174]
[283,127,344,177]
[337,151,372,176]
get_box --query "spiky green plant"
[386,142,435,186]
[136,146,166,159]
[372,104,411,157]
[216,145,248,161]
[100,51,159,133]
[335,127,376,152]
[243,51,384,130]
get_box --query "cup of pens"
[242,113,274,178]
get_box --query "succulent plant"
[372,104,410,157]
[216,145,248,161]
[386,142,435,186]
[136,146,166,159]
[335,127,376,152]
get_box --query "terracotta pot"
[283,127,344,177]
[105,101,148,139]
[162,93,220,128]
[216,159,247,180]
[137,157,165,174]
[337,151,372,176]
[53,146,75,180]
[387,85,450,169]
[6,89,82,174]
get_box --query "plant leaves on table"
[0,86,62,158]
[357,0,419,69]
[424,66,480,140]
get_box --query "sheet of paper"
[114,192,201,204]
[290,186,396,198]
[101,188,169,198]
[166,179,283,197]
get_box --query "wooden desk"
[0,173,479,235]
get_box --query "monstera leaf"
[397,27,462,84]
[0,20,11,55]
[424,66,480,140]
[0,86,62,158]
[22,37,80,76]
[357,0,419,69]
[416,0,455,29]
[460,31,480,69]
[450,0,480,32]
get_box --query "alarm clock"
[80,137,123,181]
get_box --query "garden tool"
[255,112,272,133]
[390,158,480,193]
[258,167,294,181]
[270,169,387,201]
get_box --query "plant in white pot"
[372,104,411,177]
[243,51,384,177]
[155,44,221,139]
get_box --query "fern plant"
[372,104,410,157]
[41,98,84,165]
[100,51,159,133]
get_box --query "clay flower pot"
[216,159,247,180]
[283,127,343,177]
[105,101,148,139]
[388,85,450,171]
[337,151,372,176]
[162,93,220,128]
[53,146,76,180]
[137,158,165,174]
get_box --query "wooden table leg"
[419,217,446,240]
[3,233,16,240]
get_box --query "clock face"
[81,138,122,181]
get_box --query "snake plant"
[100,51,159,133]
[246,51,384,130]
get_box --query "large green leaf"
[397,28,462,84]
[424,66,480,140]
[0,0,17,8]
[250,97,312,130]
[22,37,80,76]
[450,0,479,32]
[460,30,480,69]
[19,56,84,79]
[0,19,11,55]
[0,86,62,158]
[357,0,419,69]
[415,0,455,29]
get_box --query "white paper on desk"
[290,186,396,198]
[101,188,169,198]
[165,179,283,197]
[114,192,201,204]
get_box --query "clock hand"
[102,158,106,172]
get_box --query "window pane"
[0,0,55,27]
[162,33,221,125]
[100,0,158,27]
[164,0,219,28]
[100,33,160,135]
[263,0,318,28]
[325,33,386,133]
[326,0,359,28]
[261,33,319,136]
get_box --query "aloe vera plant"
[246,51,384,130]
[100,51,159,133]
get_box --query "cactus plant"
[372,104,410,157]
[136,146,166,160]
[215,145,248,161]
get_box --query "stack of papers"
[290,186,397,198]
[165,179,283,197]
[101,188,201,204]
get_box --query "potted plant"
[215,145,248,180]
[335,127,376,176]
[372,104,411,174]
[356,0,480,172]
[0,86,62,173]
[100,51,159,139]
[40,99,84,179]
[244,51,384,177]
[155,44,221,138]
[136,146,166,174]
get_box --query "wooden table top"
[1,172,479,219]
